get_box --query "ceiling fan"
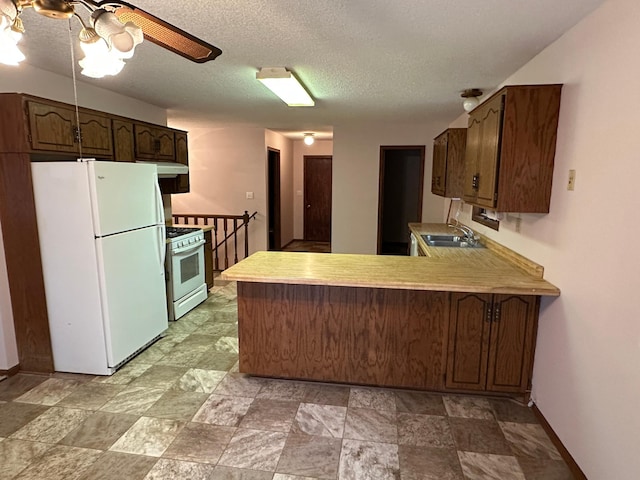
[0,0,222,74]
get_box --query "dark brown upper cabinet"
[134,123,175,161]
[463,84,562,213]
[27,100,113,158]
[431,128,466,198]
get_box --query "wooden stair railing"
[172,211,257,270]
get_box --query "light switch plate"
[246,191,254,199]
[567,169,576,191]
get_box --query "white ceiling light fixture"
[256,67,315,107]
[461,88,483,112]
[303,133,315,145]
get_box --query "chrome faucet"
[447,223,477,245]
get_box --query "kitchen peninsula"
[221,224,560,397]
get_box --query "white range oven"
[165,226,208,320]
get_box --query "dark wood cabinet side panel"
[497,85,562,213]
[487,295,537,392]
[237,283,448,390]
[0,95,29,153]
[463,117,482,202]
[431,134,446,196]
[0,153,54,372]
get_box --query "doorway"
[304,156,332,242]
[377,146,425,255]
[268,148,281,250]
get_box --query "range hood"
[136,161,188,178]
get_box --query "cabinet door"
[463,116,482,202]
[476,95,504,208]
[431,133,447,196]
[155,129,175,161]
[134,124,158,159]
[446,293,492,391]
[486,295,538,393]
[444,129,466,198]
[174,131,189,193]
[77,112,113,157]
[27,101,78,153]
[113,120,135,162]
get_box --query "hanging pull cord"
[67,18,83,159]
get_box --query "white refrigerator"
[31,160,168,375]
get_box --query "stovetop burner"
[166,226,202,239]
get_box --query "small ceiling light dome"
[461,88,483,112]
[303,133,315,146]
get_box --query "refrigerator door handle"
[154,181,165,226]
[158,225,167,269]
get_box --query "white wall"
[293,140,334,239]
[0,64,169,371]
[452,0,640,477]
[332,123,448,253]
[168,125,268,255]
[0,63,167,124]
[264,131,294,248]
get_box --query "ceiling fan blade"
[106,3,222,63]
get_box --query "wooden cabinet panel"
[26,101,113,158]
[77,112,112,157]
[446,293,491,391]
[446,292,538,394]
[486,295,538,392]
[237,283,449,391]
[463,84,562,213]
[204,229,213,290]
[432,128,467,198]
[476,96,503,207]
[113,120,135,162]
[134,124,175,161]
[27,102,77,153]
[175,131,189,193]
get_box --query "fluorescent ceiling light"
[256,67,315,107]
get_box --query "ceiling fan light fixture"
[0,6,25,66]
[92,9,143,59]
[79,37,125,78]
[256,67,315,107]
[303,133,315,145]
[461,88,483,112]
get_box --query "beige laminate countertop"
[221,225,560,296]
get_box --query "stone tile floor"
[0,282,574,479]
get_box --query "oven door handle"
[171,239,206,255]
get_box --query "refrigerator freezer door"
[95,225,168,367]
[87,160,164,236]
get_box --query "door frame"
[268,148,281,250]
[377,145,425,254]
[303,155,333,242]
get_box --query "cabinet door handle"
[73,126,82,144]
[494,304,501,323]
[472,174,479,190]
[154,139,161,152]
[486,305,492,322]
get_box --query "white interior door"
[95,225,167,367]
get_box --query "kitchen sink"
[420,234,484,248]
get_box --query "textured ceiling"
[11,0,605,139]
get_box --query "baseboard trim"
[532,404,587,480]
[0,364,20,378]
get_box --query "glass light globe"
[303,134,315,146]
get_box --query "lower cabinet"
[204,229,213,290]
[445,292,538,394]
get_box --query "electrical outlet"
[567,169,576,191]
[515,216,522,233]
